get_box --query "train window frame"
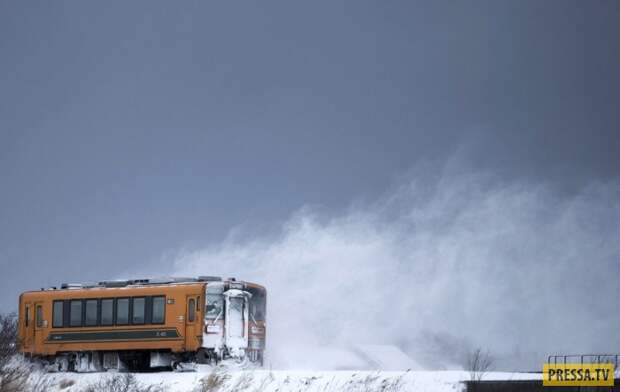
[115,297,130,325]
[35,305,43,328]
[52,300,64,328]
[69,299,83,327]
[100,298,114,326]
[131,297,146,325]
[25,305,30,327]
[84,299,98,327]
[188,298,196,322]
[151,296,165,324]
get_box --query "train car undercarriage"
[37,347,263,373]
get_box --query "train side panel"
[19,283,204,356]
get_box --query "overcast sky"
[1,1,619,313]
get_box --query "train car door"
[224,289,249,357]
[185,295,200,350]
[34,302,46,349]
[23,302,34,350]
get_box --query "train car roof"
[20,276,265,296]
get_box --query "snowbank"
[21,367,541,392]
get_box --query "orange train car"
[18,276,266,371]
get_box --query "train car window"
[53,301,64,328]
[116,298,129,325]
[152,296,165,324]
[25,306,30,327]
[144,297,152,324]
[101,299,114,326]
[132,297,145,324]
[206,294,223,319]
[63,300,71,326]
[85,299,98,326]
[36,305,43,328]
[70,300,82,327]
[188,298,196,322]
[248,287,266,321]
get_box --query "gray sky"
[1,0,619,313]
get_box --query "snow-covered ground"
[9,346,546,392]
[25,366,541,392]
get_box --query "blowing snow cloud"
[167,159,620,370]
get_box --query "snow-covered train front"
[201,277,267,364]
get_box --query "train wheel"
[53,355,71,372]
[172,361,197,372]
[195,348,209,364]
